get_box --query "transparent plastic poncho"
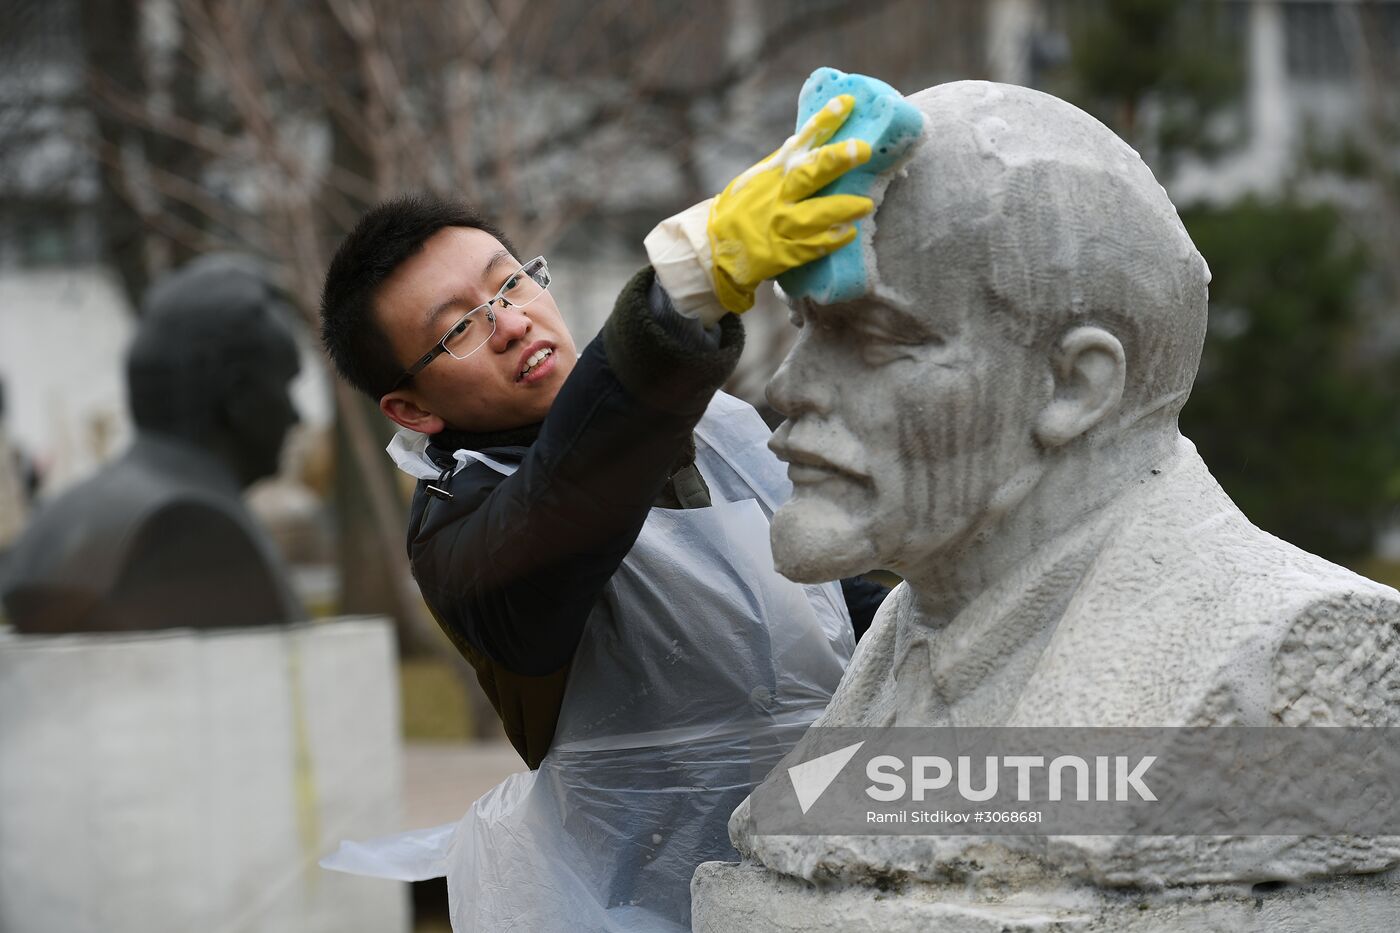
[326,392,853,931]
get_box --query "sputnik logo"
[787,741,865,814]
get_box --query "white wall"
[0,617,408,933]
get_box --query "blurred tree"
[1331,3,1400,357]
[1180,200,1400,560]
[1051,0,1400,563]
[76,0,152,300]
[1046,0,1242,173]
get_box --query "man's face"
[765,239,1049,584]
[375,226,579,433]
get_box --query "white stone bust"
[695,81,1400,931]
[768,78,1210,638]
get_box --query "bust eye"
[853,317,940,366]
[856,321,897,342]
[860,341,905,365]
[502,273,523,292]
[854,311,940,348]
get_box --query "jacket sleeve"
[409,266,744,676]
[840,576,892,642]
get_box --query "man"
[1,254,304,633]
[319,97,889,930]
[697,81,1400,929]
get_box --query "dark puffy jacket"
[404,267,886,767]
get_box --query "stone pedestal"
[0,618,407,933]
[692,862,1400,933]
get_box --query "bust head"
[767,82,1210,590]
[127,254,301,488]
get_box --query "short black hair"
[320,193,515,400]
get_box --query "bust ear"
[379,390,446,436]
[1034,325,1126,448]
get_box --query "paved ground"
[402,741,526,931]
[402,740,526,829]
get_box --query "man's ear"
[1034,325,1126,448]
[380,390,446,436]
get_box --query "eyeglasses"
[391,256,551,390]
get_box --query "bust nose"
[767,341,833,418]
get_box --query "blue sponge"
[777,68,925,305]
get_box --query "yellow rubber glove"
[708,95,874,313]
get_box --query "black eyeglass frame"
[389,256,550,391]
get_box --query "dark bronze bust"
[1,254,304,633]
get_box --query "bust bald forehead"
[871,81,1210,423]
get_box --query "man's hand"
[708,95,874,313]
[645,95,874,323]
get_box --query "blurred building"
[985,0,1400,204]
